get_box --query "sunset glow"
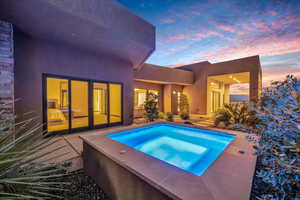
[117,0,300,93]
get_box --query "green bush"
[143,92,159,122]
[253,75,300,199]
[0,113,71,199]
[179,94,190,120]
[158,112,165,119]
[166,112,174,122]
[214,103,259,129]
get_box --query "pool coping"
[81,122,257,200]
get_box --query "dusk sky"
[117,0,300,90]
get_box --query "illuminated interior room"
[46,76,122,133]
[134,88,159,118]
[207,72,250,115]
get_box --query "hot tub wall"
[83,142,172,200]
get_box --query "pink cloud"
[242,24,254,32]
[167,61,199,68]
[164,34,186,43]
[252,21,272,32]
[266,10,278,16]
[285,15,300,24]
[217,25,245,35]
[271,15,300,29]
[160,18,175,24]
[200,38,300,62]
[198,30,300,63]
[262,68,300,87]
[194,30,225,39]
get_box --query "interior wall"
[14,30,134,126]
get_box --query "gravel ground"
[250,156,274,200]
[67,170,110,200]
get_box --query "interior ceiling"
[208,72,250,84]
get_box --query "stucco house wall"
[180,56,262,115]
[14,30,134,125]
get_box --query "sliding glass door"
[109,84,122,124]
[46,77,69,132]
[45,75,122,133]
[93,82,108,126]
[71,80,89,129]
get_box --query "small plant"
[0,109,71,199]
[179,94,190,120]
[180,112,190,120]
[158,112,165,119]
[166,112,174,122]
[253,75,300,199]
[143,92,159,122]
[214,103,259,129]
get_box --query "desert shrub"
[253,75,300,199]
[179,94,190,120]
[214,103,260,129]
[166,112,174,122]
[0,112,71,199]
[143,92,159,122]
[158,112,165,119]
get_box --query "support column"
[0,20,14,118]
[224,84,230,104]
[163,84,172,113]
[249,69,262,102]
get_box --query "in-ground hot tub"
[106,123,235,176]
[81,123,257,200]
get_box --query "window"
[134,89,159,110]
[134,89,147,109]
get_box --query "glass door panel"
[93,83,108,126]
[109,84,121,123]
[46,78,69,132]
[71,80,89,129]
[212,91,221,113]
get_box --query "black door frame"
[42,73,123,134]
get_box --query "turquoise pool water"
[106,123,235,176]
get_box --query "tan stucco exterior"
[134,55,262,116]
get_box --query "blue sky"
[117,0,300,87]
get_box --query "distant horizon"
[117,0,300,94]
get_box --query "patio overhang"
[134,64,194,86]
[0,0,155,69]
[208,72,250,85]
